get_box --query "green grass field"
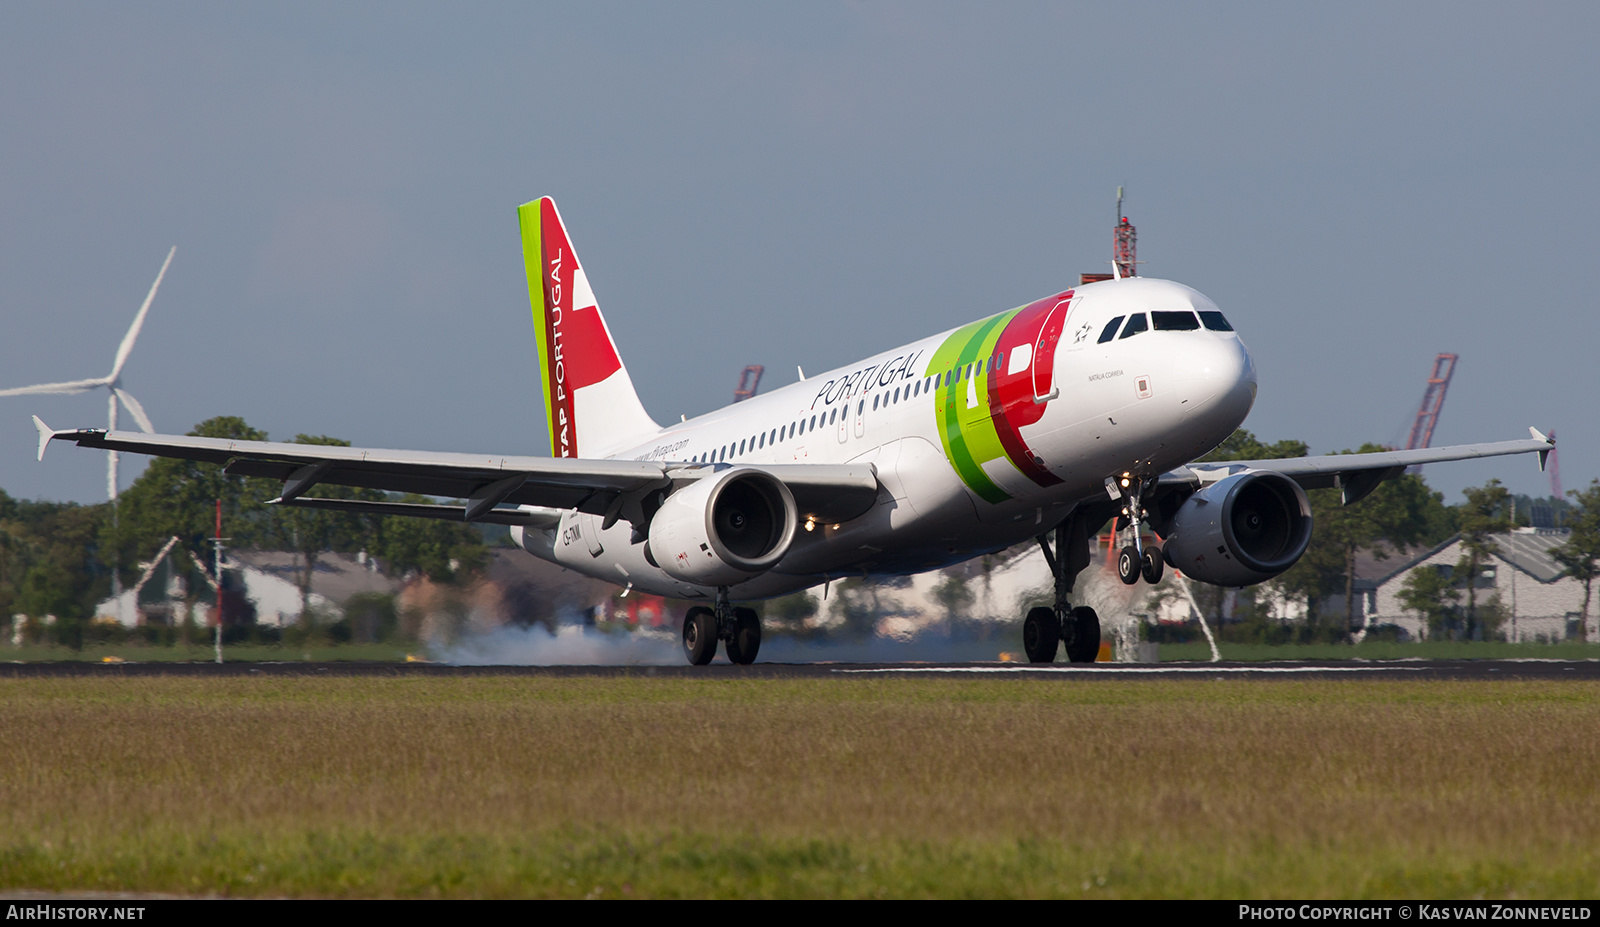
[1,675,1597,898]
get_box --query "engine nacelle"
[648,467,798,586]
[1161,470,1313,587]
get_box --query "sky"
[0,2,1594,510]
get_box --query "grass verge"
[2,675,1598,897]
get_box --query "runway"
[2,659,1598,680]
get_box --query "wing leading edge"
[35,421,881,527]
[1171,429,1554,505]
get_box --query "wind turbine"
[0,246,174,502]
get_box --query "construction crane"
[733,365,764,403]
[1548,429,1563,500]
[1404,353,1458,450]
[1082,186,1140,285]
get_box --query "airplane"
[34,197,1555,665]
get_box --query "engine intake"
[648,467,798,586]
[1161,470,1312,587]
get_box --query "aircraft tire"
[1141,546,1164,585]
[1065,606,1101,663]
[1117,546,1141,585]
[727,607,761,665]
[1022,606,1060,664]
[682,606,717,665]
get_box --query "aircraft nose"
[1176,336,1256,424]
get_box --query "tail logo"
[519,196,663,459]
[547,246,571,456]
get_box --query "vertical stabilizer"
[519,198,661,458]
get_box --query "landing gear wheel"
[682,606,717,665]
[726,607,761,665]
[1141,546,1164,585]
[1117,546,1141,585]
[1064,606,1101,663]
[1022,606,1060,664]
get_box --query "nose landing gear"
[1112,475,1163,586]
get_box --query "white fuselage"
[516,277,1257,600]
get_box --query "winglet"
[1530,426,1553,471]
[33,415,58,461]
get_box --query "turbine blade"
[114,388,155,433]
[108,246,175,383]
[0,377,109,397]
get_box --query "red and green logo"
[929,292,1072,503]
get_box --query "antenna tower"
[1404,353,1458,450]
[1113,186,1138,279]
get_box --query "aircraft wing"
[36,421,881,527]
[1170,429,1554,505]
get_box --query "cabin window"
[1119,313,1148,339]
[738,440,745,455]
[873,395,879,410]
[758,433,765,449]
[1098,316,1124,343]
[1199,310,1234,332]
[1152,310,1201,331]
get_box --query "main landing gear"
[1113,475,1164,586]
[1027,510,1102,664]
[682,587,762,666]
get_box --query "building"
[1365,529,1589,641]
[95,549,401,628]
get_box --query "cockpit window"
[1118,313,1148,339]
[1097,316,1124,344]
[1199,310,1234,332]
[1152,311,1201,331]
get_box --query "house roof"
[228,550,403,604]
[1491,530,1573,583]
[1364,529,1575,588]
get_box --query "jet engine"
[1160,470,1312,587]
[648,467,799,586]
